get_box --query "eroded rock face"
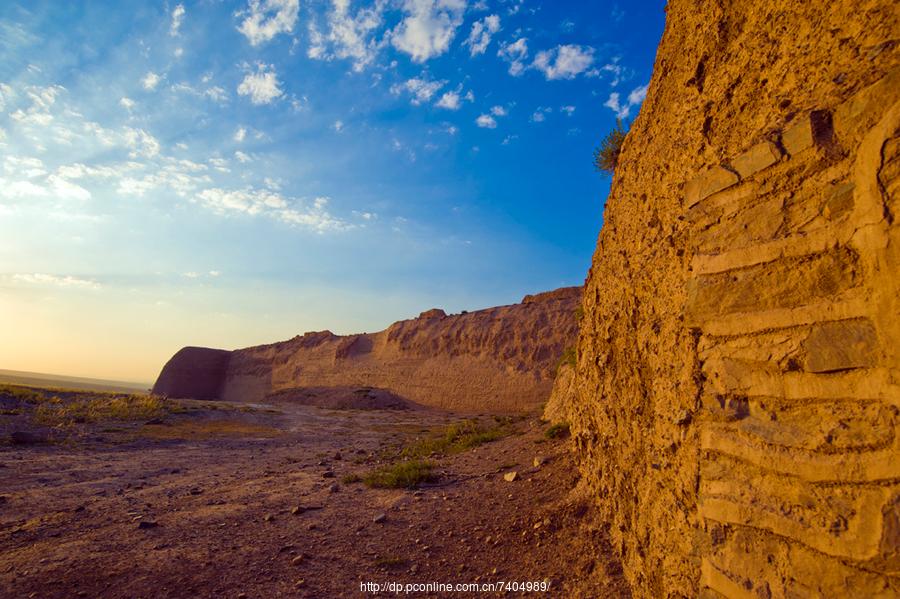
[151,347,231,400]
[564,2,900,597]
[152,287,580,413]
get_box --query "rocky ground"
[0,388,628,598]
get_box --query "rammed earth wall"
[564,2,900,596]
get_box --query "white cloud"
[119,97,135,111]
[475,114,497,129]
[533,44,595,80]
[170,4,186,36]
[464,14,500,56]
[234,126,247,142]
[4,155,47,178]
[204,86,228,103]
[628,84,648,106]
[237,0,300,46]
[234,150,252,163]
[308,0,386,72]
[530,106,550,122]
[497,37,528,76]
[391,0,466,63]
[560,105,575,116]
[11,273,100,290]
[490,105,506,117]
[122,128,160,158]
[237,63,283,105]
[195,188,351,233]
[333,119,344,132]
[604,83,648,118]
[435,90,460,110]
[391,76,446,105]
[47,175,92,201]
[141,72,162,90]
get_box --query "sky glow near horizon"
[0,0,664,382]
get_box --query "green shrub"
[557,346,577,373]
[545,422,570,439]
[363,460,435,489]
[341,473,363,484]
[593,119,628,174]
[400,419,509,459]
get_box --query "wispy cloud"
[170,4,186,36]
[475,114,497,129]
[497,37,528,76]
[604,83,648,118]
[141,71,162,91]
[463,14,500,56]
[237,0,300,46]
[391,76,446,105]
[533,44,595,80]
[237,63,283,105]
[11,273,100,290]
[307,0,386,72]
[391,0,466,63]
[195,189,353,233]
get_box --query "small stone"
[503,471,518,482]
[533,456,546,468]
[137,520,158,529]
[292,555,305,565]
[731,141,780,178]
[291,506,303,515]
[373,513,387,524]
[329,483,340,493]
[10,431,46,445]
[264,513,274,522]
[322,470,335,479]
[333,452,342,460]
[782,115,814,155]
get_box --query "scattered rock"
[292,555,305,565]
[263,513,275,522]
[533,456,546,467]
[137,520,158,529]
[333,452,342,460]
[503,471,518,482]
[328,483,340,493]
[291,506,304,515]
[189,487,204,495]
[322,470,335,478]
[373,513,387,524]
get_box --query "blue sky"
[0,0,664,382]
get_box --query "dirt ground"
[0,391,629,598]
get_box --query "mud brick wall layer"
[154,287,581,413]
[563,2,900,597]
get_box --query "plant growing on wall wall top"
[593,119,628,174]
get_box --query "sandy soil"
[0,396,628,598]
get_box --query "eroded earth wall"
[566,2,900,597]
[153,287,580,413]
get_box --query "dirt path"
[0,399,629,598]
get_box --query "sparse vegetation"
[375,555,408,569]
[399,418,512,459]
[363,459,436,489]
[558,346,577,372]
[593,118,628,174]
[341,473,363,484]
[545,422,571,439]
[33,394,167,426]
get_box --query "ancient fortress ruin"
[557,1,900,596]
